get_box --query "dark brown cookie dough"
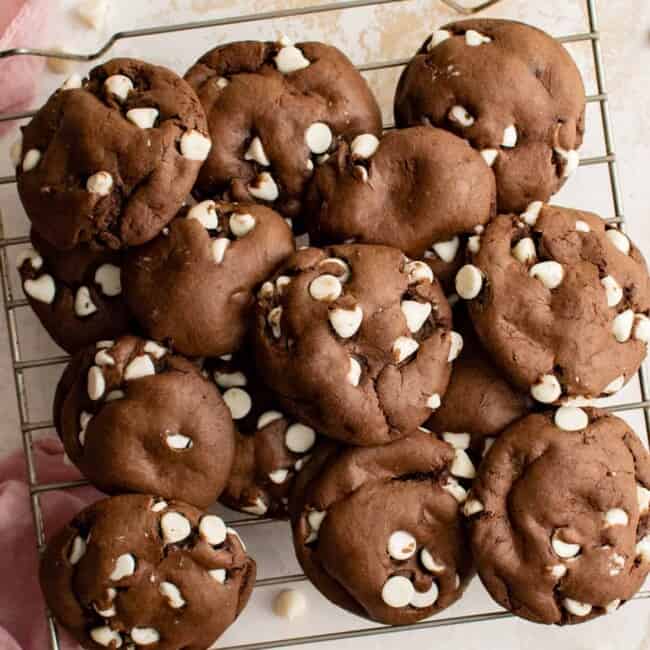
[204,352,324,519]
[17,58,210,250]
[184,37,382,226]
[305,126,495,258]
[455,205,650,403]
[124,200,294,357]
[253,244,459,446]
[465,408,650,624]
[291,432,473,625]
[394,19,586,213]
[55,336,236,509]
[18,229,133,353]
[40,494,255,649]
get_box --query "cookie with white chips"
[205,352,325,519]
[394,19,586,213]
[18,229,133,353]
[466,409,650,624]
[124,201,294,357]
[17,58,210,250]
[290,432,473,625]
[456,205,650,403]
[54,336,235,508]
[40,494,255,650]
[305,126,496,260]
[184,37,382,227]
[253,244,457,446]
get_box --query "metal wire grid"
[0,0,649,647]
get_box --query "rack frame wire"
[0,0,648,648]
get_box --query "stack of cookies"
[11,18,650,649]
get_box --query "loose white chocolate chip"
[421,548,446,573]
[110,553,136,580]
[563,598,592,617]
[480,148,498,167]
[24,275,56,304]
[387,531,417,560]
[268,306,283,339]
[427,394,441,410]
[603,508,629,527]
[104,74,133,102]
[9,135,22,168]
[211,238,230,264]
[143,341,166,359]
[309,274,342,302]
[124,355,155,381]
[548,564,567,579]
[521,201,544,226]
[428,29,451,49]
[87,365,106,401]
[74,286,97,317]
[223,387,252,420]
[249,172,279,201]
[94,264,122,296]
[455,264,483,300]
[90,627,122,647]
[257,411,283,429]
[393,336,419,363]
[166,433,193,450]
[512,237,537,264]
[405,260,433,284]
[286,423,316,453]
[554,147,580,178]
[269,468,290,484]
[161,512,192,545]
[187,200,219,230]
[637,484,650,513]
[242,497,268,516]
[448,331,464,362]
[131,627,160,645]
[554,406,588,431]
[575,220,591,232]
[636,535,650,562]
[432,236,460,263]
[151,500,168,512]
[603,375,625,394]
[442,432,470,450]
[69,536,86,564]
[76,0,108,30]
[382,576,415,608]
[448,105,474,128]
[199,515,227,546]
[442,477,467,503]
[451,449,476,479]
[209,568,227,583]
[401,300,431,333]
[634,314,650,343]
[244,136,270,166]
[347,357,362,387]
[612,309,634,342]
[180,130,212,161]
[410,582,439,609]
[160,581,186,609]
[606,229,631,255]
[529,261,564,289]
[275,45,310,74]
[230,213,256,238]
[214,371,247,389]
[601,275,623,307]
[551,530,580,558]
[329,304,363,338]
[305,122,332,155]
[351,133,379,159]
[465,29,492,46]
[463,499,484,517]
[126,108,159,129]
[605,599,621,614]
[273,589,307,620]
[86,171,113,196]
[531,374,562,404]
[502,124,517,148]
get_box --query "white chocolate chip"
[554,147,580,178]
[273,589,307,619]
[94,264,121,296]
[269,468,290,484]
[480,149,498,167]
[87,171,113,196]
[428,29,451,49]
[24,275,55,304]
[230,213,256,238]
[74,286,97,317]
[603,508,629,527]
[502,124,517,148]
[214,371,247,389]
[93,600,116,618]
[209,568,227,583]
[257,411,283,429]
[483,437,496,456]
[463,499,484,517]
[305,123,332,155]
[432,236,460,263]
[124,355,155,381]
[554,406,588,431]
[465,29,492,46]
[347,357,362,387]
[105,389,124,402]
[442,432,470,450]
[329,304,363,338]
[110,553,136,580]
[79,411,92,446]
[9,135,22,168]
[548,564,567,579]
[351,133,379,160]
[69,536,86,564]
[563,598,592,617]
[442,477,467,503]
[96,340,114,349]
[575,220,591,232]
[382,576,415,608]
[612,309,634,342]
[427,393,441,410]
[242,497,268,516]
[76,0,108,30]
[637,535,650,562]
[467,235,481,254]
[410,582,439,609]
[405,260,433,285]
[529,261,564,289]
[166,433,193,450]
[95,349,115,366]
[637,484,650,513]
[451,449,476,479]
[634,314,650,343]
[268,306,283,339]
[161,512,191,545]
[310,274,342,302]
[249,172,279,201]
[244,136,270,166]
[605,599,621,614]
[143,341,166,359]
[90,627,122,647]
[223,387,252,420]
[448,331,464,362]
[216,77,229,89]
[22,148,42,172]
[551,530,580,558]
[286,423,316,453]
[455,264,483,299]
[512,238,537,264]
[104,74,133,102]
[275,45,310,74]
[401,300,431,333]
[531,374,562,404]
[199,515,227,546]
[387,531,417,561]
[318,258,350,284]
[603,375,625,394]
[211,238,230,264]
[606,229,630,255]
[187,200,219,229]
[151,500,167,512]
[448,105,474,128]
[87,365,106,401]
[601,275,623,307]
[421,548,446,573]
[126,108,159,129]
[160,581,186,609]
[131,627,160,645]
[180,130,212,161]
[393,336,419,363]
[307,510,326,541]
[521,201,544,226]
[294,456,310,472]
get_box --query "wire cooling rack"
[0,0,649,648]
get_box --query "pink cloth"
[0,436,102,650]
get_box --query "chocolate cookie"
[124,200,294,357]
[455,205,650,403]
[55,336,235,508]
[17,58,210,250]
[205,352,323,519]
[184,37,382,225]
[394,19,586,213]
[253,244,459,446]
[305,126,495,258]
[18,229,132,353]
[40,494,255,649]
[465,408,650,624]
[291,432,473,625]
